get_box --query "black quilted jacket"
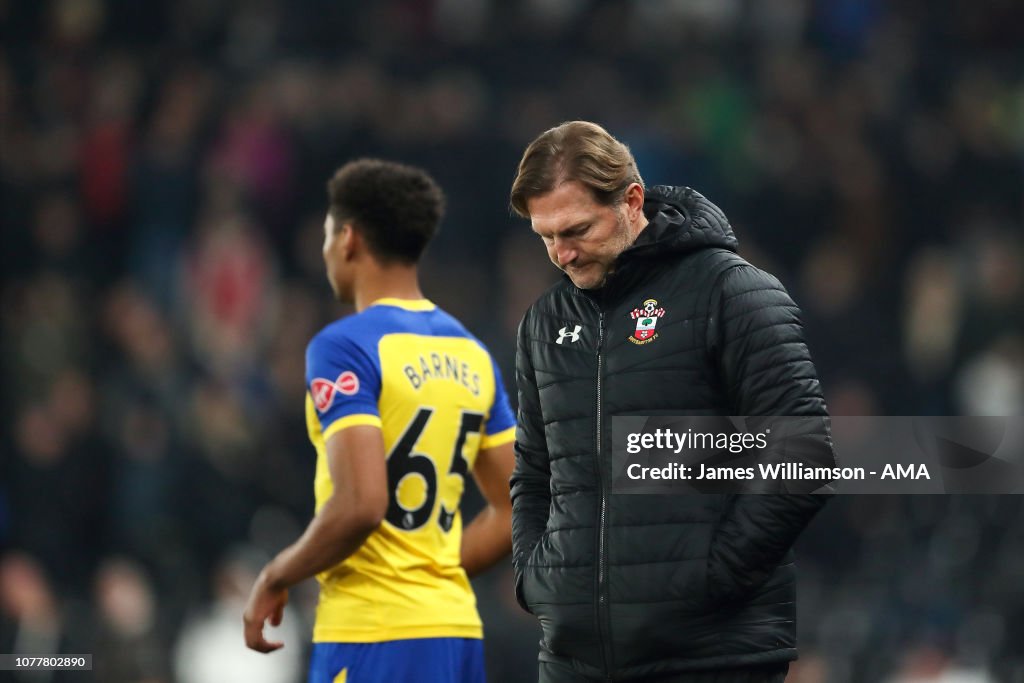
[510,186,833,680]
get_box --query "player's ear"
[339,222,359,261]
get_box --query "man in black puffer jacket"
[509,121,834,683]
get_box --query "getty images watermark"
[612,416,1024,494]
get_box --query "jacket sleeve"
[509,311,551,612]
[706,263,834,602]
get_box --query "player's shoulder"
[426,305,477,340]
[308,301,495,359]
[366,299,486,347]
[307,311,381,360]
[427,305,502,360]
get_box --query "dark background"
[1,1,1023,681]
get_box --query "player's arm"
[461,440,515,577]
[243,425,387,653]
[262,425,387,584]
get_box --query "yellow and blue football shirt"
[304,298,515,643]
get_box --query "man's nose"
[554,241,577,267]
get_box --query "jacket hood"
[623,185,739,260]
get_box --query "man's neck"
[632,213,650,242]
[353,265,424,312]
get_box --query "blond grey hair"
[510,121,643,218]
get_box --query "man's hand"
[243,570,288,653]
[240,426,386,653]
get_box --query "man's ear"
[624,182,645,222]
[339,222,360,261]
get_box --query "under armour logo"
[556,325,582,344]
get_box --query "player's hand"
[243,569,289,653]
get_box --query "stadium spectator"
[175,548,303,683]
[91,557,171,683]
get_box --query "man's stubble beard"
[569,208,634,290]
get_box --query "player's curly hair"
[510,121,643,218]
[327,159,444,264]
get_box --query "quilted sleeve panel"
[510,309,553,612]
[706,264,833,601]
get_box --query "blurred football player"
[244,159,516,683]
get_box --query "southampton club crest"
[629,298,666,345]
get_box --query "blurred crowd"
[1,1,1023,682]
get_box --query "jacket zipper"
[592,308,613,680]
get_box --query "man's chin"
[567,271,604,290]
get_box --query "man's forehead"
[528,181,603,234]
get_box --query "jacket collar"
[572,186,738,300]
[624,185,739,260]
